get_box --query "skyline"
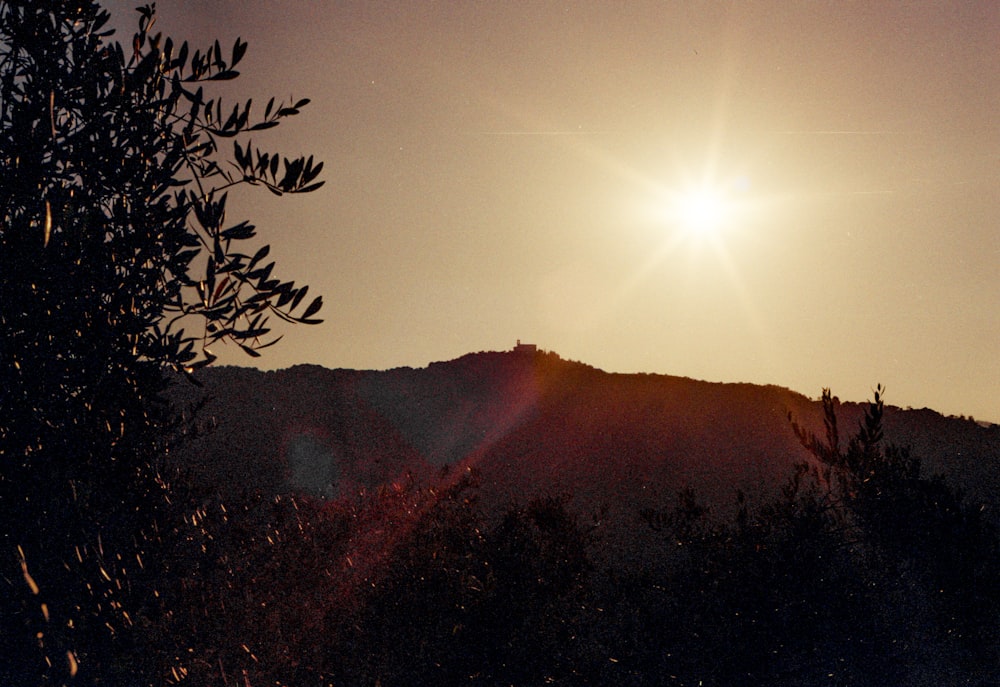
[106,1,999,422]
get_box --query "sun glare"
[674,185,729,236]
[643,169,762,241]
[632,169,754,246]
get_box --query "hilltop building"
[513,339,537,354]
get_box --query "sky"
[105,1,1000,423]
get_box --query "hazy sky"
[106,1,1000,422]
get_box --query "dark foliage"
[140,469,599,685]
[152,489,352,686]
[332,474,596,686]
[621,386,1000,685]
[56,384,991,686]
[0,2,322,683]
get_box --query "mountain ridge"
[169,349,1000,528]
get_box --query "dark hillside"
[170,349,1000,526]
[169,364,429,500]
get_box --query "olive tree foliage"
[0,1,323,682]
[1,0,323,402]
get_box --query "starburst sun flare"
[673,184,730,236]
[655,170,758,242]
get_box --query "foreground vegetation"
[134,387,996,686]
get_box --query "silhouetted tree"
[789,386,1000,678]
[338,476,596,686]
[623,386,1000,685]
[0,2,323,683]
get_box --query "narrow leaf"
[247,244,269,271]
[301,295,323,319]
[238,343,262,357]
[232,37,248,66]
[290,285,308,311]
[43,201,51,247]
[209,69,240,81]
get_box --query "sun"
[628,158,767,261]
[634,172,750,245]
[672,184,729,236]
